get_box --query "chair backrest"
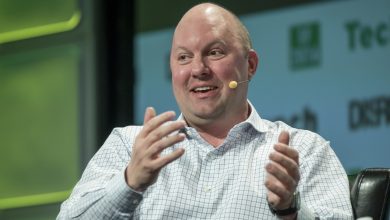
[350,168,390,220]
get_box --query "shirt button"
[132,199,139,204]
[204,186,211,192]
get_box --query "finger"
[264,173,290,202]
[273,144,299,165]
[152,148,185,168]
[147,133,186,157]
[265,176,282,206]
[146,120,186,146]
[278,131,290,145]
[267,190,280,207]
[265,161,298,192]
[144,107,157,124]
[265,172,296,210]
[269,150,300,181]
[139,111,176,138]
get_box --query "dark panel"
[95,0,135,145]
[136,0,336,32]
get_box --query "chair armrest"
[350,168,390,220]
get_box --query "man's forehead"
[173,14,229,41]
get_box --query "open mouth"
[191,86,218,93]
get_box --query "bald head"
[173,3,252,53]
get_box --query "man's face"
[170,9,256,126]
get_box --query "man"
[58,3,353,219]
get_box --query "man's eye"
[209,49,224,57]
[178,54,190,61]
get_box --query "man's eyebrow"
[173,40,227,53]
[202,39,227,50]
[174,46,190,53]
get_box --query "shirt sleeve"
[56,127,143,219]
[293,131,354,219]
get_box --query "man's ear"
[247,49,259,80]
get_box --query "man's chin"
[189,109,222,122]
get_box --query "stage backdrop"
[134,0,390,172]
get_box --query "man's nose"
[191,57,210,79]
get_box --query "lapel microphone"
[228,80,250,89]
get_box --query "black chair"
[350,168,390,220]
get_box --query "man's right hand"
[126,107,186,192]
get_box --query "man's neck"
[188,103,251,148]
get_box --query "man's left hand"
[265,131,300,212]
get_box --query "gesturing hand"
[126,107,186,192]
[265,131,300,211]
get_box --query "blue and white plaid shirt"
[58,102,353,219]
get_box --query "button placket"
[198,151,217,194]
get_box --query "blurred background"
[0,0,389,219]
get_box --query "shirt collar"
[245,100,269,133]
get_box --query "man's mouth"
[191,86,218,93]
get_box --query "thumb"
[144,107,156,124]
[278,131,290,145]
